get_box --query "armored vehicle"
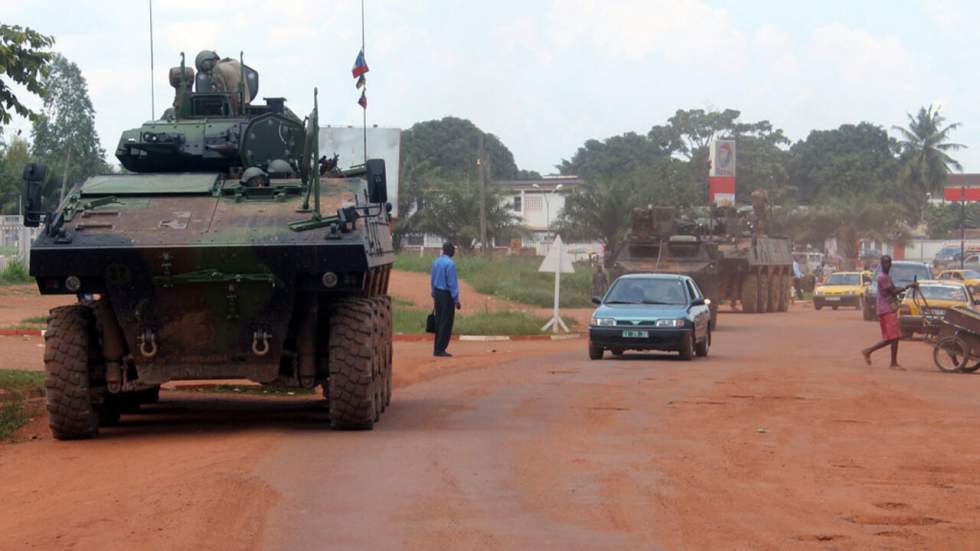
[603,206,722,329]
[601,196,793,323]
[22,51,395,439]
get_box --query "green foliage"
[894,105,965,203]
[0,24,54,125]
[30,53,109,204]
[558,132,668,179]
[392,305,561,335]
[0,260,31,285]
[0,401,30,440]
[924,203,980,239]
[0,369,45,394]
[782,198,909,263]
[395,253,593,308]
[789,122,900,204]
[401,176,522,249]
[556,158,700,253]
[0,136,33,214]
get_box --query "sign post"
[538,235,575,333]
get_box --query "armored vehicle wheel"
[741,274,759,313]
[778,276,790,312]
[375,296,393,409]
[678,331,694,361]
[44,305,105,439]
[588,342,603,360]
[766,275,779,312]
[327,298,381,430]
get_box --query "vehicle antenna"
[148,0,155,119]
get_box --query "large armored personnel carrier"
[21,51,395,439]
[601,200,793,323]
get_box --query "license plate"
[928,309,946,317]
[622,330,649,338]
[825,297,841,301]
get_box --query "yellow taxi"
[813,271,866,310]
[936,269,980,296]
[898,280,977,338]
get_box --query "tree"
[410,177,521,249]
[30,54,108,204]
[786,197,909,267]
[0,25,54,125]
[649,108,787,160]
[555,158,700,254]
[924,203,980,240]
[789,123,900,204]
[0,136,33,214]
[397,117,520,244]
[557,132,668,178]
[893,105,965,198]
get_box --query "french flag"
[351,49,369,78]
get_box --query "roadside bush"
[0,260,32,285]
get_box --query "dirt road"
[4,307,980,549]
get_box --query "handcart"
[912,286,980,373]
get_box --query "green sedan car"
[589,273,712,360]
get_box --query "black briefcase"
[425,312,436,333]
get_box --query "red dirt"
[6,290,980,548]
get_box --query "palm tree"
[893,105,965,197]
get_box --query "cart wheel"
[962,360,980,374]
[934,336,970,373]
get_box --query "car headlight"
[592,317,616,327]
[655,319,686,328]
[814,288,824,296]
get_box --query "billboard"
[319,126,402,216]
[708,139,736,206]
[709,139,735,177]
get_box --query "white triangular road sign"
[538,235,575,274]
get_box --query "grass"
[20,316,47,325]
[0,401,31,440]
[393,303,572,335]
[395,253,594,308]
[0,369,45,440]
[0,260,32,285]
[0,246,17,256]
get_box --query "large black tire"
[778,276,790,312]
[766,275,779,313]
[678,331,694,361]
[695,330,709,357]
[376,296,393,409]
[44,305,101,439]
[741,274,759,313]
[588,342,603,360]
[327,298,380,430]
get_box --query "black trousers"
[433,289,455,353]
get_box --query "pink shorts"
[879,311,900,341]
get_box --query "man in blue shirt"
[431,242,461,357]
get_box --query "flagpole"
[361,0,367,164]
[149,0,155,119]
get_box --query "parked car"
[898,280,977,338]
[937,269,980,295]
[863,261,934,321]
[813,272,866,310]
[588,273,711,360]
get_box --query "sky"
[2,0,978,175]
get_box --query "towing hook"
[252,330,271,356]
[138,330,158,358]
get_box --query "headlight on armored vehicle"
[655,319,686,328]
[592,317,616,327]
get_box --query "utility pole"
[478,133,488,253]
[961,183,966,269]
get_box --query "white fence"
[0,214,38,269]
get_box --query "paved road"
[4,306,980,550]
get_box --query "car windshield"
[919,285,968,302]
[605,278,689,305]
[964,270,980,279]
[878,264,932,286]
[825,274,860,285]
[937,247,961,259]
